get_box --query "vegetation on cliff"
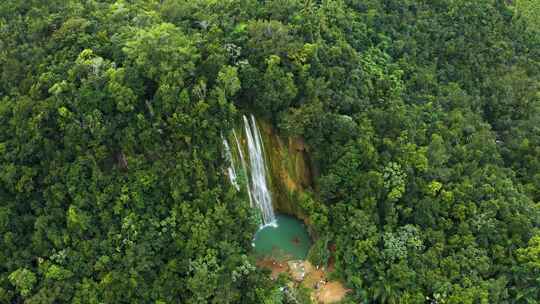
[1,0,539,303]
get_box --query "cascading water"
[243,114,276,225]
[222,134,239,191]
[221,114,276,226]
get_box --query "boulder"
[288,260,313,282]
[303,260,314,274]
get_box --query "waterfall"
[243,114,276,225]
[222,134,239,190]
[221,115,276,226]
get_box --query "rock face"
[256,119,316,220]
[230,116,316,225]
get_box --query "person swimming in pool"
[291,236,300,245]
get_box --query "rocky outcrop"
[287,260,314,282]
[287,260,306,282]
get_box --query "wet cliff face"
[256,119,314,219]
[228,115,315,222]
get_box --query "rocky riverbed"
[256,258,349,304]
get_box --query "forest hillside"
[1,0,539,303]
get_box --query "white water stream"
[222,114,276,226]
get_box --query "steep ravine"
[227,116,350,303]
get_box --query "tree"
[8,268,36,298]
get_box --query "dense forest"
[1,0,540,303]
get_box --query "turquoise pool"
[253,214,312,260]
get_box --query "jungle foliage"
[1,0,539,303]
